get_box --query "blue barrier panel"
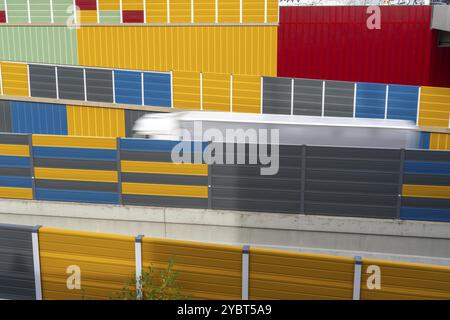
[355,83,387,119]
[143,72,172,107]
[387,85,419,122]
[36,188,119,204]
[33,147,117,161]
[114,70,142,105]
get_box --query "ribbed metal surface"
[293,78,322,116]
[114,70,142,105]
[0,27,78,65]
[85,68,114,103]
[324,80,354,118]
[355,83,386,119]
[29,64,57,99]
[0,223,36,300]
[262,77,291,115]
[57,67,85,101]
[278,6,450,87]
[0,100,11,132]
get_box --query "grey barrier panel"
[262,77,292,115]
[324,80,355,117]
[304,146,401,219]
[29,64,57,99]
[0,100,11,132]
[0,224,36,300]
[85,68,114,103]
[57,66,85,101]
[124,109,152,137]
[293,78,323,116]
[0,133,29,145]
[210,143,302,213]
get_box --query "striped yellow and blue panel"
[120,138,208,208]
[0,133,33,200]
[401,150,450,222]
[32,135,119,204]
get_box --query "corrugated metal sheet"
[57,66,85,101]
[142,237,242,299]
[85,68,114,103]
[387,85,419,122]
[0,62,29,97]
[211,143,302,213]
[278,6,450,87]
[39,227,135,299]
[305,146,401,219]
[232,74,261,114]
[53,0,74,23]
[401,149,450,222]
[33,134,119,204]
[418,86,450,128]
[361,258,450,299]
[324,80,354,118]
[262,76,291,115]
[125,109,151,138]
[203,72,230,112]
[114,70,142,105]
[173,71,200,110]
[0,223,36,300]
[0,100,11,132]
[120,138,208,208]
[430,133,450,150]
[29,64,57,99]
[249,247,354,299]
[67,105,125,137]
[143,72,171,107]
[355,83,387,119]
[293,78,322,116]
[30,0,52,23]
[10,101,67,135]
[0,27,78,65]
[0,133,33,200]
[193,0,215,23]
[77,26,277,76]
[5,0,28,23]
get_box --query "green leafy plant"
[115,259,188,300]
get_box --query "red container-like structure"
[278,6,450,87]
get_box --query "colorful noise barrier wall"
[1,133,450,222]
[0,0,279,25]
[0,99,149,138]
[1,223,450,300]
[1,61,450,129]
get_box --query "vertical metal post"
[170,71,174,108]
[83,68,87,101]
[239,0,242,24]
[119,0,123,23]
[27,0,31,23]
[352,256,362,300]
[241,245,250,300]
[290,78,294,115]
[208,164,212,209]
[4,0,8,23]
[27,64,31,97]
[28,134,36,200]
[353,83,357,118]
[96,0,100,23]
[32,225,43,300]
[321,81,325,117]
[200,72,203,111]
[49,0,54,23]
[135,235,144,300]
[191,0,194,23]
[0,63,3,95]
[384,85,389,119]
[55,66,59,100]
[260,77,263,114]
[167,0,170,24]
[300,145,306,214]
[396,149,405,220]
[215,0,218,24]
[143,0,146,23]
[117,137,122,205]
[230,74,233,112]
[264,0,267,23]
[141,72,145,106]
[73,0,78,25]
[112,70,116,104]
[416,87,421,126]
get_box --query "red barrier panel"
[278,6,450,87]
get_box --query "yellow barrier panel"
[249,248,354,299]
[39,228,135,300]
[218,0,240,23]
[146,0,167,23]
[194,0,215,23]
[121,160,208,176]
[402,184,450,200]
[99,0,120,11]
[35,168,118,183]
[418,86,450,128]
[0,187,33,200]
[170,0,191,23]
[430,133,450,151]
[79,10,98,24]
[67,106,125,138]
[122,182,208,198]
[123,0,144,11]
[32,135,117,149]
[203,72,231,112]
[361,258,450,299]
[142,237,242,299]
[0,62,29,97]
[77,26,277,76]
[232,75,261,113]
[173,71,201,109]
[0,144,30,157]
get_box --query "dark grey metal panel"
[0,224,35,300]
[304,146,400,219]
[293,78,323,116]
[324,80,354,117]
[33,158,118,170]
[29,64,57,99]
[35,179,118,192]
[57,67,85,101]
[121,150,203,163]
[0,167,32,177]
[85,68,114,103]
[125,109,152,137]
[121,172,208,186]
[402,197,450,210]
[0,133,29,145]
[262,77,292,115]
[122,194,208,208]
[210,143,302,213]
[0,100,11,133]
[404,174,450,186]
[405,150,450,162]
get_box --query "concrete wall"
[1,199,450,265]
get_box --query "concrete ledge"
[1,199,450,261]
